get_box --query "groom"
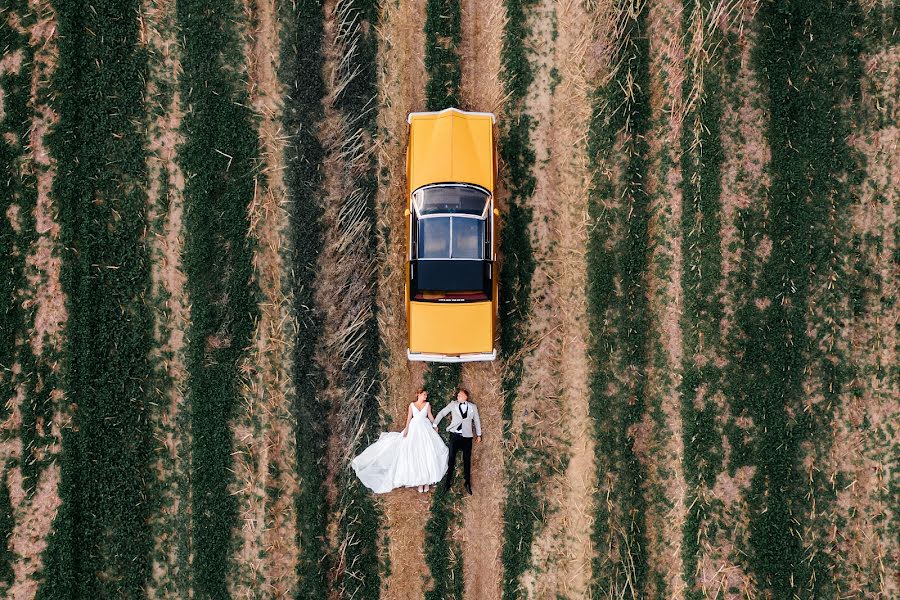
[433,387,481,495]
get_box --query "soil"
[23,0,64,364]
[827,38,900,598]
[717,5,770,341]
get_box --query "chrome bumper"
[407,349,497,363]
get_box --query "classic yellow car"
[405,108,499,362]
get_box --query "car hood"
[408,300,494,355]
[408,109,494,193]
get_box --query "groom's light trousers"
[446,432,473,488]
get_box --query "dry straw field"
[0,0,897,598]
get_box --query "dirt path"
[374,0,431,597]
[510,0,598,597]
[139,0,192,595]
[229,0,300,595]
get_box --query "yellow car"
[405,108,499,362]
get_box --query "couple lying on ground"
[351,387,483,495]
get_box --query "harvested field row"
[499,0,540,598]
[453,0,508,595]
[227,0,301,594]
[140,0,192,595]
[374,0,431,596]
[316,1,384,598]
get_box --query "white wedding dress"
[351,402,449,493]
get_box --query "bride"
[351,388,449,494]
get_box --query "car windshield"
[417,215,484,259]
[414,185,489,216]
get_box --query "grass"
[425,0,462,110]
[36,0,155,595]
[497,0,541,596]
[738,0,863,596]
[423,364,464,600]
[175,0,261,595]
[585,0,652,596]
[280,1,330,597]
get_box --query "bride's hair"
[415,387,426,396]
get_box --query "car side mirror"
[404,208,411,217]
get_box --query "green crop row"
[740,1,862,596]
[585,1,652,596]
[280,1,330,598]
[37,0,156,595]
[327,2,384,598]
[423,364,464,600]
[421,0,464,592]
[175,0,261,595]
[497,0,541,597]
[424,0,462,110]
[677,2,726,597]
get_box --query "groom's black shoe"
[465,483,473,496]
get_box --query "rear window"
[417,216,484,260]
